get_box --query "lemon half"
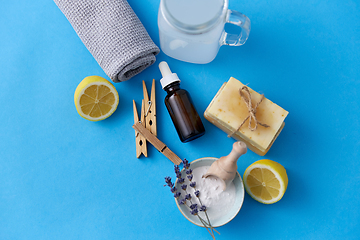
[74,76,119,121]
[243,159,288,204]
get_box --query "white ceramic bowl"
[175,157,245,227]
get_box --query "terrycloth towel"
[54,0,160,82]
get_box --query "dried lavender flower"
[182,159,190,169]
[200,205,207,212]
[187,174,193,181]
[179,198,186,205]
[185,194,192,200]
[186,169,193,175]
[164,176,174,188]
[194,190,200,197]
[176,172,182,179]
[174,192,181,199]
[178,178,185,184]
[191,208,198,215]
[181,184,187,191]
[190,204,198,210]
[174,165,180,173]
[170,187,177,193]
[190,182,196,188]
[165,176,171,184]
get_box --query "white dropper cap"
[159,61,180,89]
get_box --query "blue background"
[1,0,359,239]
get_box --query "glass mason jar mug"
[158,0,251,64]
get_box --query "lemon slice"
[243,159,288,204]
[74,76,119,121]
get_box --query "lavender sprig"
[164,160,219,239]
[182,161,216,238]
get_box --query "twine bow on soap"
[228,86,269,138]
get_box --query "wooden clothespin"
[133,99,147,158]
[142,79,157,136]
[133,122,182,165]
[133,79,157,158]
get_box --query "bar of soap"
[204,77,288,156]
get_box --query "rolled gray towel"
[54,0,160,82]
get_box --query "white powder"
[183,165,236,221]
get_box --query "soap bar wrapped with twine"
[204,77,288,156]
[54,0,160,82]
[228,86,269,138]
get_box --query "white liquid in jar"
[158,0,226,63]
[165,0,223,26]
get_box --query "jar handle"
[220,10,251,46]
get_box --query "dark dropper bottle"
[159,61,205,142]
